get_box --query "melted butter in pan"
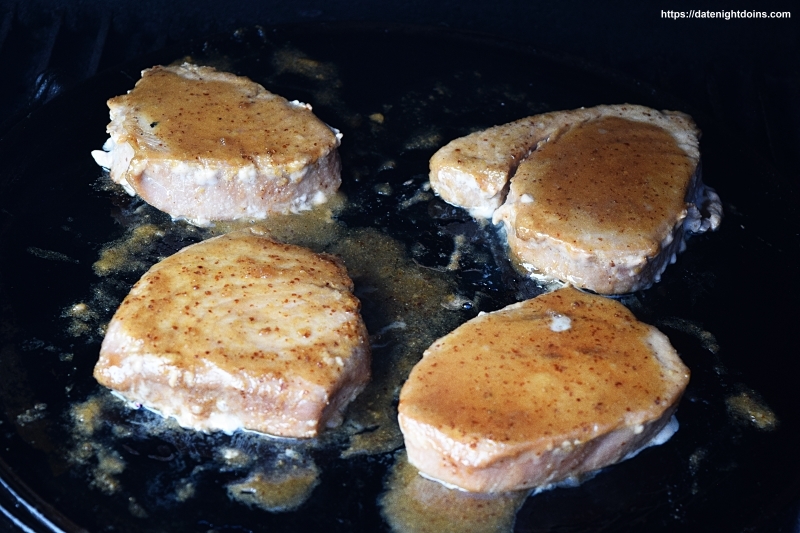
[226,463,320,512]
[68,396,128,495]
[380,451,529,533]
[726,387,779,431]
[67,393,324,512]
[93,224,169,276]
[328,228,462,456]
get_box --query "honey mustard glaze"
[380,451,528,533]
[401,288,687,444]
[105,234,361,387]
[114,66,337,167]
[513,116,694,252]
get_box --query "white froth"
[549,314,572,332]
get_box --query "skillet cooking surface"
[1,23,798,533]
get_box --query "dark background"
[0,0,798,531]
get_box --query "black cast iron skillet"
[0,23,798,533]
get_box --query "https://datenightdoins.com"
[661,9,791,20]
